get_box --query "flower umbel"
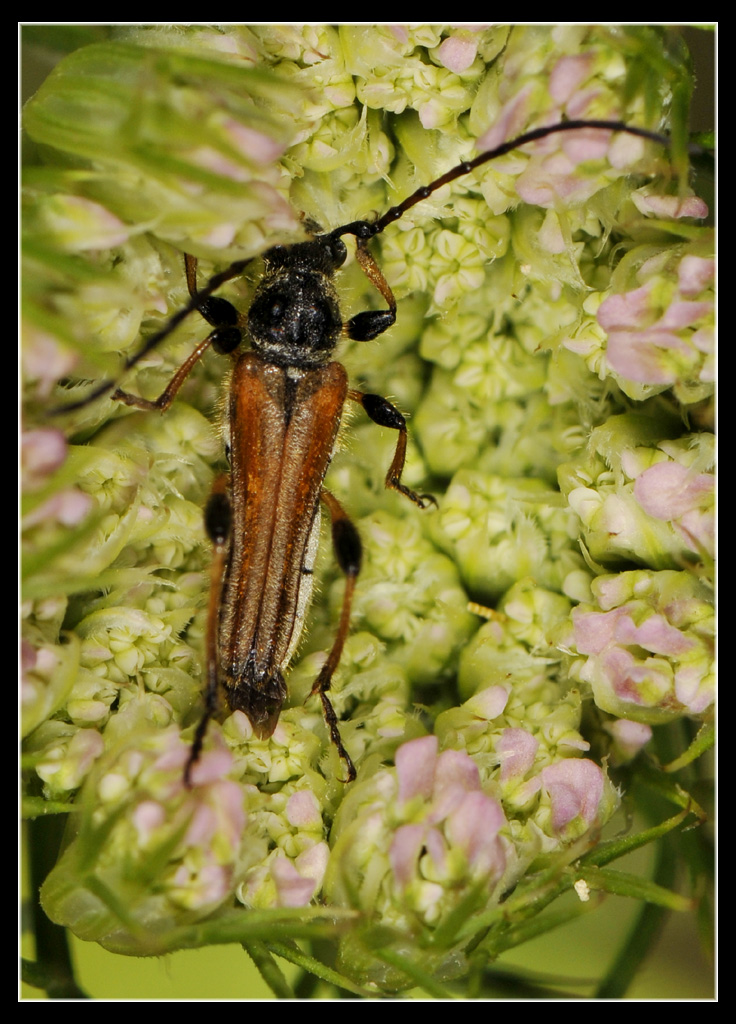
[22,24,712,997]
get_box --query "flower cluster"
[23,25,712,987]
[326,736,511,932]
[567,569,714,721]
[567,247,714,403]
[559,415,714,570]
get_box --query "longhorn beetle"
[56,119,685,785]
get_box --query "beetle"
[56,118,681,785]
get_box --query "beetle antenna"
[333,119,696,243]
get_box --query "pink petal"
[657,300,712,329]
[271,856,317,907]
[607,719,652,758]
[186,747,233,786]
[541,759,604,831]
[435,747,481,793]
[549,54,594,103]
[678,256,714,297]
[294,843,329,886]
[599,647,671,705]
[614,612,693,656]
[476,85,535,152]
[185,803,217,845]
[132,800,166,844]
[561,126,612,164]
[597,285,654,329]
[396,735,438,803]
[437,36,478,73]
[22,429,67,484]
[390,824,428,886]
[573,608,618,655]
[286,790,322,828]
[605,329,688,383]
[632,192,708,219]
[634,462,713,520]
[466,685,509,720]
[497,728,538,781]
[446,791,506,874]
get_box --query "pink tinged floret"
[676,508,714,557]
[197,864,230,904]
[23,429,67,487]
[435,748,482,793]
[212,780,247,845]
[573,606,692,657]
[467,685,510,720]
[391,824,433,886]
[429,748,483,821]
[632,192,708,219]
[272,856,318,907]
[597,647,672,705]
[692,326,714,353]
[658,300,712,329]
[132,800,166,845]
[55,196,129,249]
[22,640,41,677]
[388,25,409,43]
[199,223,236,248]
[437,36,478,73]
[573,608,618,654]
[515,151,601,207]
[560,127,612,164]
[674,663,712,714]
[549,54,595,103]
[222,119,287,164]
[565,86,605,121]
[152,740,191,775]
[634,462,713,520]
[294,843,329,886]
[286,790,322,829]
[71,728,105,772]
[476,85,535,153]
[678,256,714,296]
[182,770,245,849]
[541,758,604,832]
[173,862,230,906]
[23,328,79,400]
[396,735,438,803]
[597,285,655,329]
[497,728,539,782]
[606,131,646,168]
[608,719,652,758]
[615,612,693,656]
[184,802,217,847]
[445,791,506,875]
[692,327,714,381]
[390,824,448,887]
[185,746,234,787]
[23,489,94,529]
[605,329,688,383]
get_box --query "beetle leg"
[349,390,437,509]
[184,473,231,788]
[113,255,243,412]
[343,237,398,342]
[309,489,361,783]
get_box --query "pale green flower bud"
[349,511,476,685]
[430,470,584,601]
[30,722,105,796]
